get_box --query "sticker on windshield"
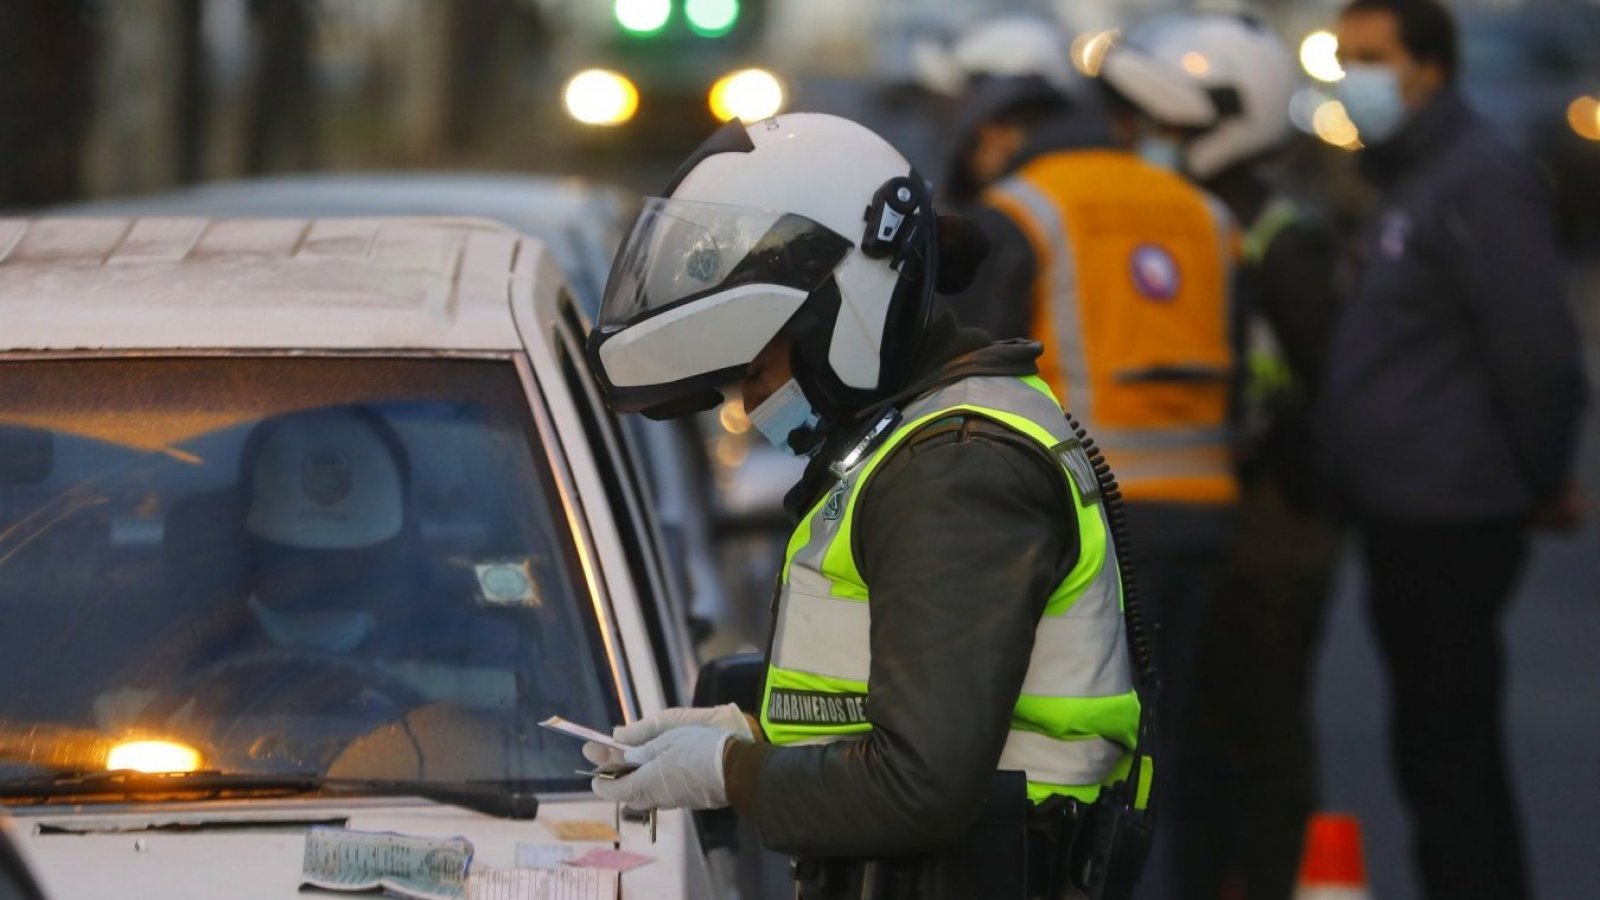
[474,559,540,607]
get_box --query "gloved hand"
[582,704,753,770]
[591,726,734,811]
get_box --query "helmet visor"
[598,198,854,331]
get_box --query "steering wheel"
[170,649,426,767]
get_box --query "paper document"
[515,842,578,870]
[544,820,620,843]
[468,866,617,900]
[565,848,654,872]
[300,827,473,900]
[538,716,629,753]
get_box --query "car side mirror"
[691,652,765,854]
[691,652,764,717]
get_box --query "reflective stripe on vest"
[760,375,1141,800]
[986,151,1239,506]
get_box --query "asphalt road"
[1313,264,1600,898]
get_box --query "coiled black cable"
[1065,414,1159,803]
[1064,415,1157,690]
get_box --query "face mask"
[250,595,376,653]
[1136,136,1186,173]
[747,378,824,457]
[1338,64,1408,145]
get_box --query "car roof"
[0,216,554,352]
[54,173,637,315]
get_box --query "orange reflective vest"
[986,150,1240,505]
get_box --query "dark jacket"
[1216,168,1347,510]
[1322,88,1587,521]
[723,313,1085,857]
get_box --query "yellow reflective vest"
[759,374,1143,805]
[986,150,1240,506]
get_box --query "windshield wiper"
[323,779,541,820]
[0,771,540,820]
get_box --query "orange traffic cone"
[1293,813,1371,900]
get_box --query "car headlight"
[709,69,785,123]
[564,69,640,127]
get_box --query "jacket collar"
[1358,85,1471,187]
[782,314,1043,518]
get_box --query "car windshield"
[0,357,620,797]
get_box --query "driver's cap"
[244,410,404,550]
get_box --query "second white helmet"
[1101,13,1298,179]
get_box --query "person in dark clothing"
[1096,13,1351,900]
[582,113,1153,899]
[1326,2,1589,898]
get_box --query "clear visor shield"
[597,198,854,332]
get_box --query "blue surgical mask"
[1136,136,1186,173]
[748,378,824,457]
[1338,64,1408,145]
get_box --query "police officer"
[945,31,1241,899]
[583,113,1154,899]
[1102,14,1349,899]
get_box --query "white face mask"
[1338,63,1409,145]
[250,596,376,653]
[747,378,824,457]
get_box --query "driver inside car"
[232,407,418,657]
[93,408,436,768]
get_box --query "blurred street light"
[1071,30,1118,78]
[1567,96,1600,142]
[686,0,740,37]
[1300,30,1344,83]
[1312,99,1362,149]
[564,69,640,126]
[615,0,670,36]
[709,68,784,122]
[107,739,201,774]
[718,398,751,435]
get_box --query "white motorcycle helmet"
[914,13,1079,98]
[1100,13,1297,179]
[587,114,940,429]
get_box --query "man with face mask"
[583,113,1157,899]
[1324,2,1588,899]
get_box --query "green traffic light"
[615,0,670,35]
[686,0,739,37]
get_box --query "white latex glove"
[590,726,734,811]
[582,704,752,769]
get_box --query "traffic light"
[685,0,739,37]
[613,0,751,41]
[614,0,670,37]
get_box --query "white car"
[0,216,716,898]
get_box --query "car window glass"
[0,357,620,793]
